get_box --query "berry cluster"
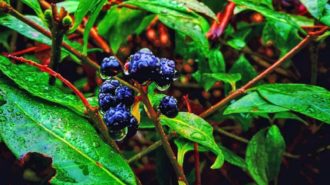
[99,49,179,140]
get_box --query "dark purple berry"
[115,86,135,106]
[99,79,120,94]
[128,48,160,83]
[154,58,176,87]
[159,96,179,118]
[98,93,117,112]
[126,115,138,138]
[101,56,121,77]
[104,104,130,130]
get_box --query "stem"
[128,133,175,163]
[7,55,120,152]
[138,85,188,185]
[199,35,313,118]
[183,95,201,185]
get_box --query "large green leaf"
[320,4,330,26]
[208,48,225,73]
[194,72,241,91]
[56,0,80,13]
[160,112,224,169]
[256,84,330,124]
[218,145,246,169]
[0,78,136,185]
[0,56,89,115]
[300,0,328,19]
[224,92,289,115]
[246,125,285,185]
[125,0,216,19]
[21,0,44,21]
[229,55,258,88]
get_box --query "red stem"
[183,95,201,185]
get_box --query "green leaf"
[160,112,224,169]
[229,55,258,88]
[0,56,87,115]
[21,0,44,21]
[71,0,101,32]
[56,0,80,13]
[227,23,252,50]
[0,15,51,45]
[219,145,246,169]
[320,4,330,26]
[174,138,208,166]
[232,0,303,33]
[195,72,241,91]
[246,125,285,185]
[98,7,147,53]
[208,48,225,73]
[82,0,107,54]
[125,0,216,19]
[300,0,328,19]
[256,84,330,124]
[0,78,136,185]
[273,111,309,126]
[224,92,289,115]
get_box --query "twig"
[128,133,175,163]
[183,95,201,185]
[137,85,188,185]
[7,55,120,152]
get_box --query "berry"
[98,93,117,112]
[128,48,160,83]
[126,115,139,138]
[104,104,131,130]
[115,86,135,106]
[154,58,176,87]
[101,56,121,77]
[99,79,120,94]
[159,96,179,118]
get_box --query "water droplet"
[92,141,100,148]
[109,127,128,141]
[161,10,168,14]
[99,71,109,80]
[156,83,170,91]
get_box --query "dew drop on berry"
[100,72,110,80]
[156,83,170,91]
[109,127,128,141]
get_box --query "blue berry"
[128,48,160,83]
[159,96,179,118]
[154,58,176,87]
[104,104,131,130]
[126,115,138,138]
[99,79,120,94]
[101,56,121,77]
[115,86,135,106]
[98,93,117,112]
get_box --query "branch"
[137,85,188,185]
[7,55,120,152]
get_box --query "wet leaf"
[208,48,225,73]
[21,0,44,21]
[300,0,328,19]
[0,78,136,185]
[0,56,89,115]
[56,0,80,13]
[160,112,224,169]
[229,55,258,88]
[257,84,330,124]
[246,125,285,185]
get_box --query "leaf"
[56,0,80,13]
[232,0,303,33]
[0,15,51,45]
[70,0,101,32]
[246,125,285,185]
[227,23,252,50]
[98,7,147,53]
[21,0,44,21]
[174,138,208,166]
[320,4,330,26]
[208,48,225,73]
[229,55,258,88]
[0,56,87,115]
[218,145,246,169]
[195,72,241,91]
[0,78,136,185]
[160,112,224,169]
[224,92,289,115]
[82,0,107,54]
[125,0,216,19]
[273,111,309,126]
[300,0,328,19]
[256,84,330,124]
